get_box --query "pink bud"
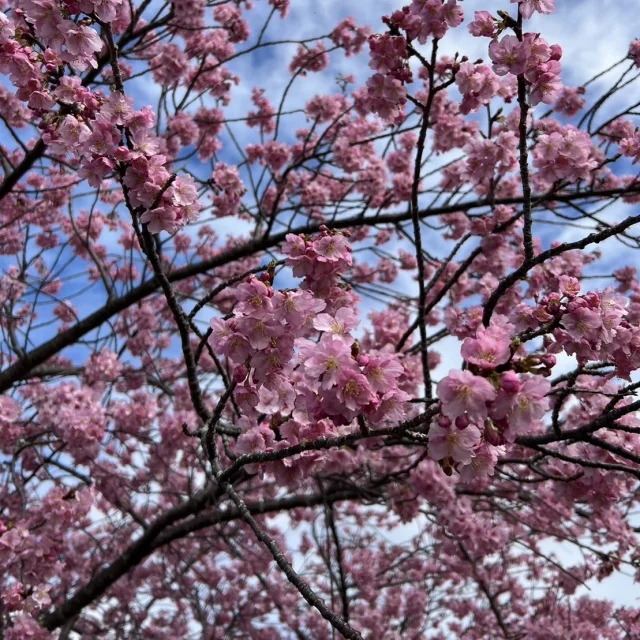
[437,414,452,429]
[455,415,470,430]
[358,354,370,366]
[566,298,586,313]
[501,371,521,394]
[541,354,556,368]
[232,365,248,383]
[545,292,563,313]
[115,147,132,162]
[584,292,600,308]
[550,44,562,61]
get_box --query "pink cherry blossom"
[272,290,326,327]
[428,421,481,464]
[100,92,134,126]
[489,35,529,76]
[334,369,375,413]
[57,115,91,148]
[461,327,511,370]
[468,10,496,37]
[368,34,411,81]
[630,39,640,67]
[511,0,555,19]
[363,354,404,393]
[61,21,103,62]
[255,377,296,415]
[139,207,178,233]
[437,370,496,421]
[455,62,500,114]
[301,335,357,389]
[364,73,407,124]
[171,175,198,207]
[530,71,562,105]
[236,316,285,350]
[561,305,603,341]
[369,389,411,424]
[493,374,551,439]
[458,443,501,481]
[234,276,273,319]
[313,306,359,338]
[331,17,371,57]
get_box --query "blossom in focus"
[437,370,496,421]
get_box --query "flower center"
[325,356,339,372]
[344,380,359,397]
[331,321,345,334]
[458,384,471,399]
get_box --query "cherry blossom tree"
[2,0,640,636]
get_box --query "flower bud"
[232,365,248,383]
[584,292,600,308]
[501,371,521,394]
[437,414,452,429]
[440,457,454,476]
[541,354,556,368]
[455,415,470,430]
[545,292,563,314]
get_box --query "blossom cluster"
[0,0,127,127]
[209,230,412,464]
[0,2,209,236]
[433,276,640,478]
[532,122,599,186]
[462,131,519,183]
[429,321,550,480]
[552,282,640,380]
[455,62,501,114]
[43,90,201,233]
[0,479,93,631]
[362,0,463,123]
[0,11,54,113]
[469,6,563,106]
[361,0,563,127]
[201,222,640,491]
